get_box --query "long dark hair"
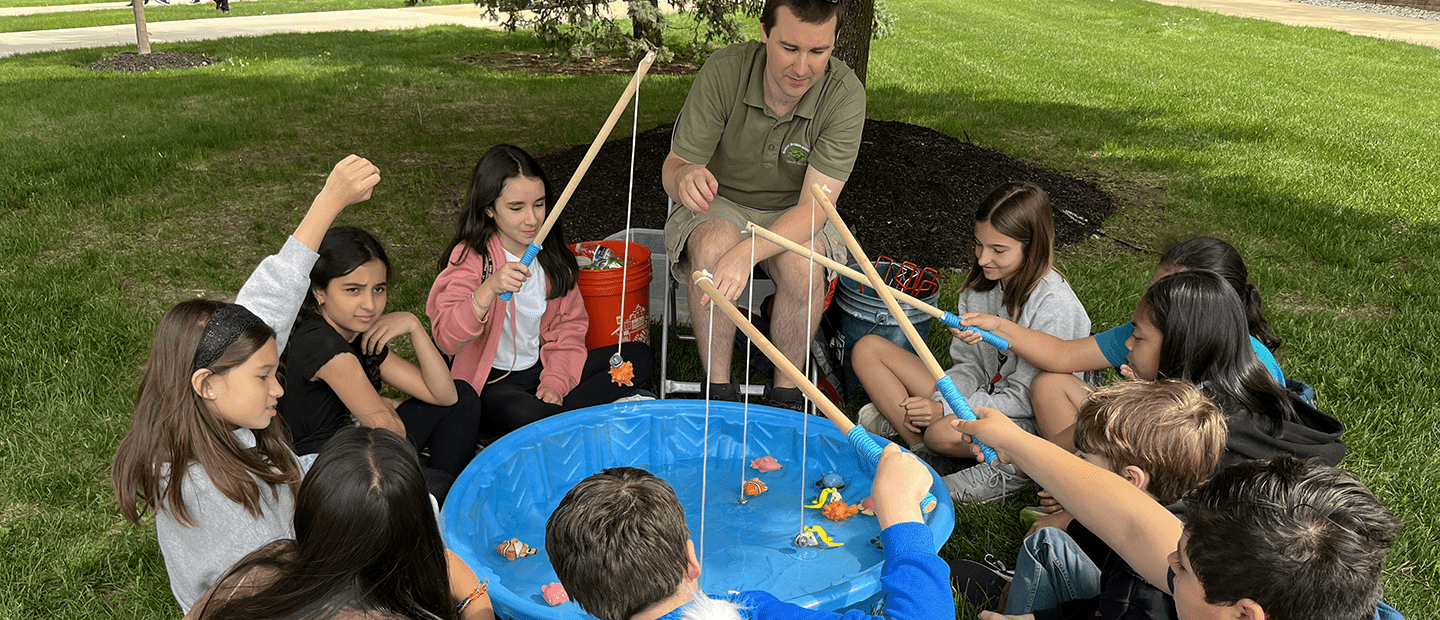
[1141,270,1296,435]
[438,144,578,299]
[195,427,457,620]
[113,300,301,527]
[301,226,392,321]
[961,182,1056,321]
[1158,236,1281,351]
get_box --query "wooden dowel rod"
[808,184,947,380]
[534,51,657,242]
[746,221,945,321]
[692,271,854,434]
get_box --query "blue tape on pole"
[497,242,543,302]
[935,376,1000,463]
[938,313,1011,351]
[846,425,938,514]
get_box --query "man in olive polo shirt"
[662,0,865,409]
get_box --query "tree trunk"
[630,0,663,48]
[833,0,873,85]
[131,0,151,54]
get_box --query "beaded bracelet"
[456,580,489,613]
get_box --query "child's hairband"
[193,304,264,371]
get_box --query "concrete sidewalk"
[0,4,507,57]
[2,0,1439,59]
[1150,0,1440,48]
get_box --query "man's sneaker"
[705,382,741,402]
[857,403,897,438]
[613,389,657,403]
[760,384,806,412]
[950,556,1014,611]
[942,460,1031,503]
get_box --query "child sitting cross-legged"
[952,405,1406,620]
[545,444,952,620]
[953,379,1226,620]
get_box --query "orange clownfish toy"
[609,361,635,386]
[743,477,768,496]
[497,537,538,561]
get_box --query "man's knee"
[686,220,741,268]
[768,245,827,297]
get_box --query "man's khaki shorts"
[663,194,848,285]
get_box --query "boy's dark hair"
[760,0,843,35]
[1072,380,1226,505]
[547,467,692,620]
[1185,455,1400,620]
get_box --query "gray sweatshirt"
[156,236,314,612]
[937,270,1091,430]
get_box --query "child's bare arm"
[952,407,1182,591]
[959,313,1109,373]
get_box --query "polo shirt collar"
[742,42,827,122]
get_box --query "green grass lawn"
[0,0,474,33]
[2,0,1437,617]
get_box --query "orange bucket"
[571,240,652,350]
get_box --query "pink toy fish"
[750,456,782,472]
[859,496,876,516]
[542,582,569,606]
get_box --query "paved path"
[2,0,1439,58]
[0,4,505,56]
[1149,0,1440,48]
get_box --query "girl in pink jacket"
[427,145,653,434]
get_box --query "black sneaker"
[949,557,1013,611]
[705,382,741,402]
[760,385,806,412]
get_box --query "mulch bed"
[87,51,218,72]
[541,119,1116,270]
[457,52,701,76]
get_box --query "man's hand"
[698,247,753,307]
[675,162,719,213]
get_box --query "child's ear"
[311,285,329,308]
[1120,465,1150,494]
[684,539,701,580]
[191,369,217,400]
[1232,598,1265,620]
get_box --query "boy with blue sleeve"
[546,444,951,620]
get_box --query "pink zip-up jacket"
[427,237,588,397]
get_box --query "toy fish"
[608,360,635,386]
[542,582,569,606]
[496,537,538,561]
[822,498,861,522]
[804,487,844,508]
[859,496,876,516]
[750,456,782,472]
[816,472,846,489]
[743,477,768,496]
[794,524,844,548]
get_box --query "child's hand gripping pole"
[807,184,1001,464]
[745,222,1010,352]
[692,270,938,515]
[498,51,658,301]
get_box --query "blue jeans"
[1005,527,1103,615]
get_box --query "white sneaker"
[857,403,897,438]
[943,461,1031,504]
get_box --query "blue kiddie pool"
[442,400,954,620]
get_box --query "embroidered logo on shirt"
[783,142,811,166]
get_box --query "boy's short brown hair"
[546,467,692,620]
[1072,380,1226,504]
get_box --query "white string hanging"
[739,233,756,502]
[700,299,714,569]
[606,78,640,384]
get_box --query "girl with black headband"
[112,156,381,613]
